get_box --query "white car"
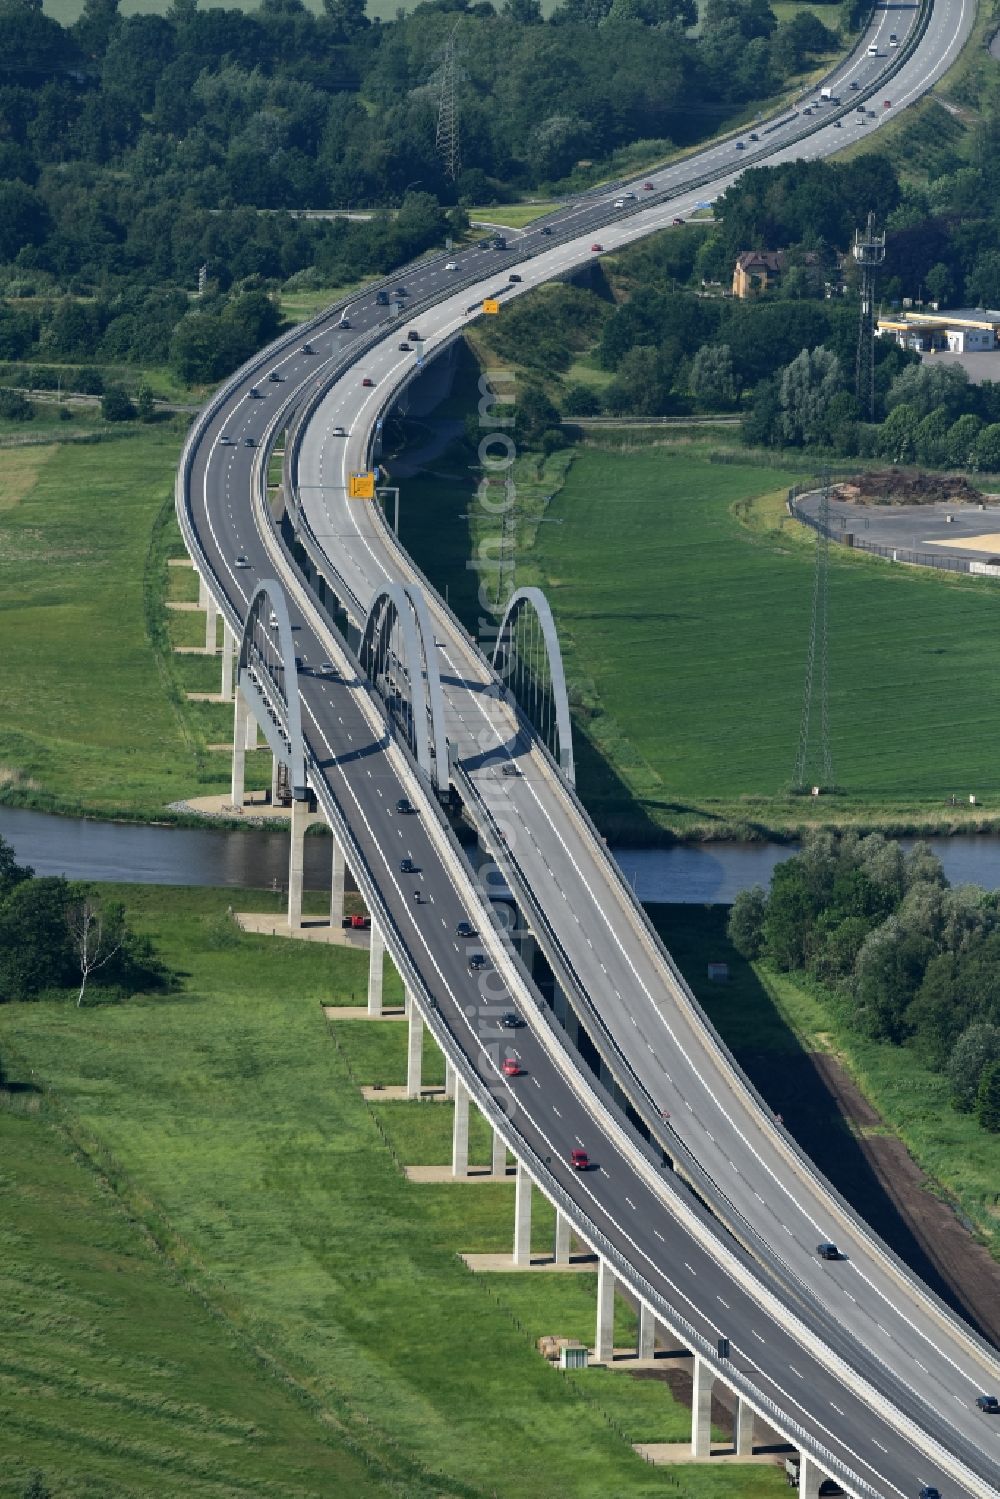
[867,41,878,53]
[445,261,459,270]
[235,554,250,569]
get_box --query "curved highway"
[179,3,998,1493]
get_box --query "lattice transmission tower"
[793,475,835,793]
[853,211,886,422]
[434,23,461,183]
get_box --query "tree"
[947,1022,1000,1112]
[21,1474,51,1499]
[877,402,919,463]
[975,1059,1000,1133]
[100,383,135,421]
[779,344,842,447]
[727,885,766,959]
[689,342,736,407]
[924,262,954,307]
[0,834,32,902]
[0,876,76,1002]
[914,406,950,467]
[66,894,126,1006]
[135,382,155,421]
[886,361,968,422]
[974,423,1000,473]
[946,413,983,470]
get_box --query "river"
[4,805,1000,904]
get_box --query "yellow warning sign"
[348,472,376,499]
[482,299,501,316]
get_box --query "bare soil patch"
[833,468,994,507]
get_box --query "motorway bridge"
[177,2,1000,1492]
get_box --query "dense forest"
[728,833,1000,1134]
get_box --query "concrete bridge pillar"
[638,1302,656,1360]
[513,1160,532,1265]
[444,1060,456,1099]
[245,712,259,751]
[231,687,248,808]
[491,1127,506,1177]
[798,1454,823,1499]
[554,1210,572,1265]
[270,753,281,804]
[198,572,209,609]
[205,593,218,654]
[367,922,385,1017]
[329,836,345,928]
[691,1354,714,1458]
[734,1396,754,1457]
[452,1079,469,1177]
[406,999,423,1098]
[220,622,236,700]
[595,1259,615,1363]
[287,795,307,931]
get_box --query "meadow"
[0,883,784,1499]
[519,441,1000,838]
[0,429,244,819]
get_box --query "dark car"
[509,272,522,283]
[643,181,654,190]
[672,216,685,226]
[468,953,488,972]
[541,225,552,234]
[395,797,414,814]
[918,1488,941,1499]
[850,79,859,88]
[749,132,758,141]
[244,436,255,447]
[500,1010,523,1028]
[817,1242,840,1261]
[501,762,520,777]
[392,286,407,297]
[301,342,315,353]
[400,857,416,874]
[735,140,745,149]
[248,386,262,398]
[408,329,420,341]
[235,554,250,569]
[362,377,374,387]
[456,920,477,939]
[268,370,281,381]
[977,1394,1000,1413]
[398,342,412,352]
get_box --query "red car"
[502,1056,522,1077]
[570,1149,590,1171]
[643,181,654,191]
[362,377,374,387]
[591,243,602,252]
[883,98,892,108]
[672,216,684,226]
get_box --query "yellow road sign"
[482,299,501,315]
[348,472,376,499]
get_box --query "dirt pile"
[833,469,993,507]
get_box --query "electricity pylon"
[793,475,835,792]
[435,23,461,183]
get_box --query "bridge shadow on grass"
[646,904,991,1340]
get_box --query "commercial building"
[876,307,1000,353]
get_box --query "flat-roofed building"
[877,308,1000,353]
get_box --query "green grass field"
[0,884,783,1499]
[511,441,1000,838]
[0,430,244,819]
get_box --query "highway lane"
[183,0,997,1487]
[293,261,1000,1484]
[188,400,976,1499]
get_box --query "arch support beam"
[237,580,307,800]
[359,580,449,792]
[492,586,574,785]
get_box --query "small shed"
[707,962,729,983]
